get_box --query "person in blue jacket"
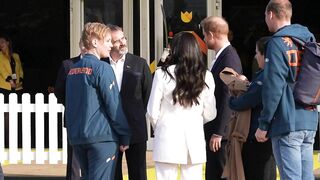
[229,36,276,180]
[255,0,318,179]
[54,40,85,180]
[65,22,131,180]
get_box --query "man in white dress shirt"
[102,24,152,180]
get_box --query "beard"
[119,46,128,55]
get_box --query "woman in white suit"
[147,32,217,180]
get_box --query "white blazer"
[147,65,217,164]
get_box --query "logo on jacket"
[256,81,263,86]
[68,67,92,75]
[106,155,116,163]
[282,37,302,67]
[109,81,115,90]
[282,37,293,47]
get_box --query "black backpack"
[291,37,320,106]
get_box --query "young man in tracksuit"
[66,22,131,180]
[255,0,318,179]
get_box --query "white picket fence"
[0,93,67,164]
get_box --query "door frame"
[69,0,134,57]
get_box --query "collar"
[109,53,126,64]
[215,42,231,59]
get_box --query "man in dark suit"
[54,42,85,180]
[102,24,152,180]
[201,16,242,180]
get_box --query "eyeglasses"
[112,36,127,45]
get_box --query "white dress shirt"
[146,65,217,164]
[109,54,126,91]
[209,42,231,70]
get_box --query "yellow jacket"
[0,51,23,90]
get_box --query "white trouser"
[155,161,203,180]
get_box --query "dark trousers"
[115,142,147,180]
[66,141,81,180]
[242,140,276,180]
[205,140,227,180]
[73,142,118,180]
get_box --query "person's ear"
[209,31,215,40]
[92,39,98,48]
[267,11,273,20]
[270,11,274,19]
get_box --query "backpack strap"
[287,37,303,98]
[290,37,305,47]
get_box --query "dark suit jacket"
[103,53,152,144]
[204,45,242,141]
[54,56,81,106]
[54,56,81,127]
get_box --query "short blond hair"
[81,22,110,49]
[266,0,292,21]
[200,16,229,36]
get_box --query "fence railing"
[0,93,67,164]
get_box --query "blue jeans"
[272,130,316,180]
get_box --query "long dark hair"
[161,32,207,107]
[0,33,13,57]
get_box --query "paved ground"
[3,151,320,179]
[3,151,154,179]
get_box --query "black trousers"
[115,142,147,180]
[242,140,276,180]
[205,140,227,180]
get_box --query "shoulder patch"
[282,37,293,47]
